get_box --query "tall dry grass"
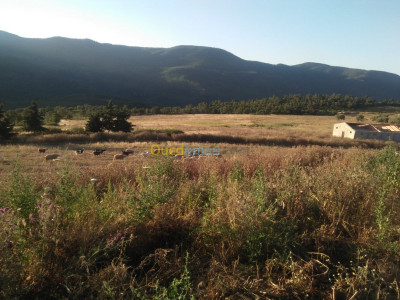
[1,143,400,298]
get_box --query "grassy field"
[1,114,400,299]
[60,113,362,140]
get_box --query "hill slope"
[1,30,400,108]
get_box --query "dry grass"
[60,113,365,139]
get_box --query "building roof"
[344,122,400,133]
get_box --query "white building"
[333,122,400,142]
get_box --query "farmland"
[1,114,400,299]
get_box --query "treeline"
[3,94,400,124]
[0,101,132,139]
[151,94,398,115]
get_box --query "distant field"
[60,113,364,140]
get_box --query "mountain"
[1,30,400,109]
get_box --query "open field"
[60,113,365,140]
[1,114,400,299]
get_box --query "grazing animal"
[122,149,134,155]
[93,149,106,156]
[75,149,84,154]
[38,148,46,153]
[113,154,127,160]
[45,154,61,161]
[124,149,135,155]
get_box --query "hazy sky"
[0,0,399,75]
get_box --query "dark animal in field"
[75,149,84,154]
[38,148,46,153]
[93,149,106,156]
[122,149,134,155]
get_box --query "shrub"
[389,114,400,124]
[356,114,365,122]
[371,114,389,123]
[336,113,345,120]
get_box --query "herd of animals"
[37,147,136,161]
[36,147,223,161]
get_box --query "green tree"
[0,103,14,139]
[85,113,104,132]
[113,106,133,132]
[22,101,44,132]
[102,100,116,132]
[85,101,133,133]
[102,101,133,132]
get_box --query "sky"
[0,0,399,75]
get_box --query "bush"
[336,113,345,120]
[389,114,400,124]
[356,114,365,122]
[371,114,389,123]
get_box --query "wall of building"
[354,131,400,142]
[332,123,355,139]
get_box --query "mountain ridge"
[1,30,399,109]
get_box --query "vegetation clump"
[0,103,14,139]
[85,100,133,133]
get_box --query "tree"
[112,106,133,132]
[22,101,44,132]
[0,103,14,139]
[102,100,116,132]
[85,101,133,133]
[85,113,103,132]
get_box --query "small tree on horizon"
[22,101,44,132]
